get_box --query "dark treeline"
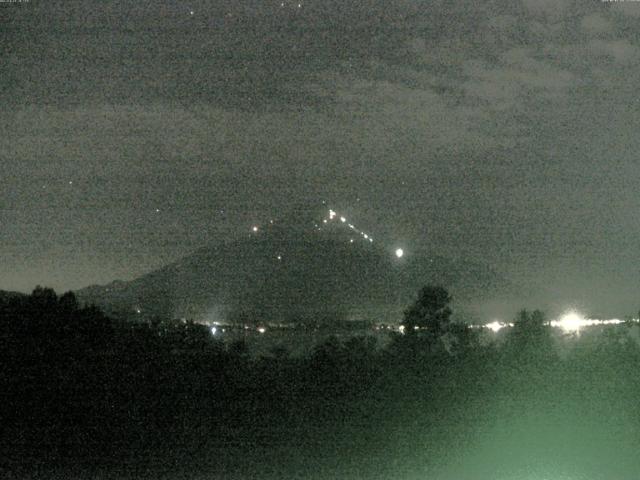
[2,286,640,479]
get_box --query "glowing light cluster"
[550,311,625,333]
[550,311,584,333]
[323,208,374,244]
[480,312,630,334]
[484,321,513,332]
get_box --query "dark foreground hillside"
[2,288,640,479]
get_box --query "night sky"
[2,0,640,317]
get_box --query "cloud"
[521,0,574,20]
[611,2,640,18]
[5,0,640,311]
[580,13,614,36]
[461,48,576,112]
[588,39,640,65]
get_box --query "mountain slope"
[0,290,28,303]
[76,218,510,324]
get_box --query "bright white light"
[323,219,328,224]
[548,311,627,332]
[485,321,505,333]
[340,216,346,223]
[349,239,354,243]
[190,10,194,15]
[211,326,217,335]
[557,311,584,332]
[258,327,266,334]
[551,311,589,333]
[277,255,282,260]
[395,248,404,258]
[398,325,405,333]
[603,318,625,325]
[252,226,259,232]
[329,209,336,219]
[363,234,368,239]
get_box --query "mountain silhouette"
[0,290,27,303]
[76,214,509,325]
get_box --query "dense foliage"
[1,286,640,479]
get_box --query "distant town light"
[252,226,259,232]
[258,327,266,334]
[554,311,585,333]
[547,311,626,333]
[485,321,505,333]
[395,248,404,258]
[211,326,217,335]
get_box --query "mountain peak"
[76,207,509,324]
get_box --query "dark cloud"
[2,0,640,316]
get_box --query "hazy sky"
[2,0,640,316]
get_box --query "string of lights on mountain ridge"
[250,204,405,261]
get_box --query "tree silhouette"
[402,285,452,337]
[29,285,58,315]
[58,291,80,313]
[510,309,549,344]
[504,309,555,367]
